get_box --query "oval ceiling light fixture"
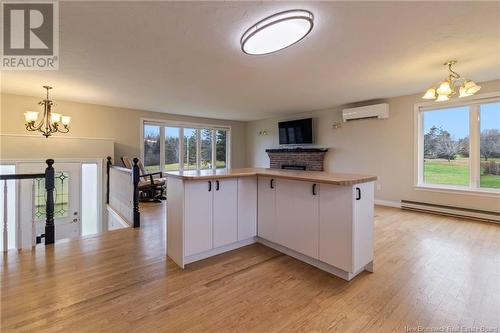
[241,9,314,55]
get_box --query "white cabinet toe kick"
[166,170,376,282]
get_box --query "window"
[81,163,98,236]
[200,129,213,169]
[143,125,161,171]
[417,96,500,192]
[422,106,469,187]
[183,128,198,171]
[480,102,500,189]
[165,127,180,171]
[142,121,230,172]
[216,129,228,169]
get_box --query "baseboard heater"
[401,200,500,223]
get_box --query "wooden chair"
[121,156,166,202]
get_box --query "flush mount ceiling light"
[422,60,481,102]
[240,9,314,55]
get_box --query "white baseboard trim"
[184,237,257,265]
[106,205,132,229]
[180,236,373,281]
[256,237,372,281]
[374,199,401,208]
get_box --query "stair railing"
[0,159,55,251]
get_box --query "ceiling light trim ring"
[240,9,314,55]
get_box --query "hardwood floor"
[2,203,499,332]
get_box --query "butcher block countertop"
[164,168,377,186]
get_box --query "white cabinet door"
[237,176,257,240]
[257,176,277,243]
[276,178,319,259]
[184,180,213,256]
[319,184,353,272]
[352,182,374,271]
[213,178,238,248]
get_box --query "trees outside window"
[419,101,500,190]
[422,107,469,186]
[143,125,161,171]
[480,129,499,161]
[143,123,230,172]
[183,128,197,170]
[165,127,180,171]
[479,102,500,188]
[200,129,213,169]
[215,130,227,169]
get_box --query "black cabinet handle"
[216,180,220,191]
[312,184,317,195]
[208,180,212,192]
[270,179,275,189]
[356,187,361,200]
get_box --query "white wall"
[1,93,247,167]
[0,134,114,161]
[246,79,500,212]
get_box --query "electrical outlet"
[377,183,382,191]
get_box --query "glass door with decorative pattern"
[18,162,81,241]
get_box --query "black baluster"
[106,156,112,205]
[44,159,55,245]
[132,158,141,228]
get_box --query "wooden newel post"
[44,159,55,245]
[106,156,112,205]
[132,158,140,228]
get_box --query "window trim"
[140,118,231,172]
[414,91,500,194]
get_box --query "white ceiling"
[2,1,500,121]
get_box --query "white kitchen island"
[165,168,377,281]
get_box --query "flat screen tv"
[278,118,313,145]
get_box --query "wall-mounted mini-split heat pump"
[342,103,389,122]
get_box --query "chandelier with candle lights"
[422,60,481,102]
[24,86,71,138]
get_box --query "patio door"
[18,162,81,241]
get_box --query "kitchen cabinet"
[185,178,240,254]
[167,169,375,280]
[275,178,319,259]
[319,182,374,273]
[237,176,257,240]
[184,179,213,257]
[213,178,238,248]
[257,176,277,243]
[318,184,353,272]
[352,181,374,271]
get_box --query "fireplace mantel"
[265,148,328,153]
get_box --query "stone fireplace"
[266,148,328,171]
